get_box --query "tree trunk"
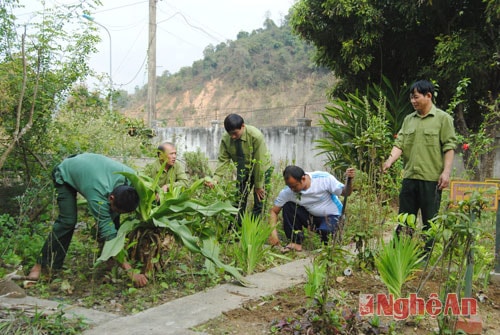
[0,31,40,171]
[480,98,500,180]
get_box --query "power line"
[156,9,222,44]
[92,1,148,14]
[157,25,202,49]
[160,2,229,42]
[113,25,147,78]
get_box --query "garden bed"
[195,268,500,334]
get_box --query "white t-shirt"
[274,171,345,216]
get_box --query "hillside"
[119,18,337,128]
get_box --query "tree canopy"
[289,0,499,131]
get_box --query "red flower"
[462,143,469,151]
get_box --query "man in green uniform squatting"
[28,153,148,287]
[145,142,189,193]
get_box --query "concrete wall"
[154,124,500,178]
[155,121,329,171]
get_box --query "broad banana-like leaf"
[199,238,253,287]
[97,219,139,262]
[152,200,237,219]
[153,217,201,253]
[203,237,219,274]
[117,171,156,222]
[112,171,245,284]
[153,217,252,286]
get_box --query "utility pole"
[147,0,157,128]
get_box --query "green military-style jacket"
[213,124,270,188]
[394,105,457,181]
[144,160,189,189]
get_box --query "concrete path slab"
[83,257,312,335]
[1,257,312,334]
[0,295,118,325]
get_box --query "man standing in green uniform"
[145,142,189,192]
[206,114,272,225]
[28,153,148,287]
[383,80,457,249]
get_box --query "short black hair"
[283,165,305,181]
[111,185,139,213]
[223,114,244,132]
[410,80,435,98]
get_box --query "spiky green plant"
[234,213,274,275]
[375,234,425,298]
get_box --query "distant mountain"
[118,17,336,128]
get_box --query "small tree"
[0,0,102,176]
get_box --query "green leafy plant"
[419,188,496,298]
[304,262,327,304]
[375,231,425,298]
[317,78,411,174]
[97,172,249,285]
[183,149,212,179]
[234,213,275,275]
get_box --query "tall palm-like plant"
[317,77,412,174]
[375,234,425,298]
[234,213,275,275]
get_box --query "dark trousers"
[282,202,340,244]
[235,167,273,225]
[398,178,442,250]
[38,180,78,269]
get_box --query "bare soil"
[8,236,500,334]
[195,268,500,335]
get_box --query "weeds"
[0,306,88,335]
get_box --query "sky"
[14,0,295,93]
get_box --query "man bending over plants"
[27,153,148,288]
[268,165,355,252]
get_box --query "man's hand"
[121,261,148,288]
[130,272,148,288]
[437,172,451,190]
[382,161,392,173]
[268,228,280,246]
[383,147,403,173]
[345,168,355,178]
[342,168,355,196]
[204,177,217,189]
[255,187,265,201]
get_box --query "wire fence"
[153,100,330,128]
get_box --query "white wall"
[155,122,330,172]
[153,124,500,178]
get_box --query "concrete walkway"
[0,294,118,325]
[1,257,311,335]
